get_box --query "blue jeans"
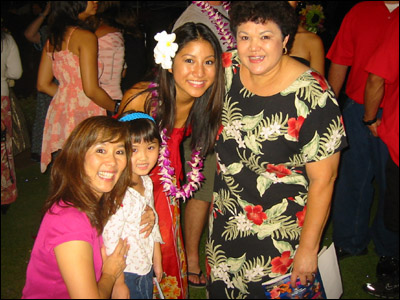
[332,98,399,257]
[124,269,153,299]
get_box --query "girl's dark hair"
[47,1,94,52]
[229,1,299,52]
[118,110,161,145]
[42,116,132,234]
[122,22,224,156]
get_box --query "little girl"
[103,111,163,299]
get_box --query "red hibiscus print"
[296,206,307,227]
[271,251,293,274]
[266,164,292,178]
[287,116,305,141]
[245,205,267,225]
[311,71,328,91]
[222,52,233,68]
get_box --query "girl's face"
[170,39,217,101]
[79,1,98,20]
[84,140,127,199]
[130,139,160,181]
[237,21,289,77]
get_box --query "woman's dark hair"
[229,1,299,52]
[42,116,132,234]
[47,1,94,51]
[88,1,124,31]
[118,110,161,145]
[122,22,224,156]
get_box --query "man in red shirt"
[326,0,399,276]
[362,15,399,298]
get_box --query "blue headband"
[118,112,155,123]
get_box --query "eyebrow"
[238,30,273,35]
[181,53,215,59]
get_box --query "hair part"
[42,116,132,234]
[229,1,299,52]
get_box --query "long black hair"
[47,1,94,52]
[122,22,224,156]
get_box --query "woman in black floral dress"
[206,2,347,298]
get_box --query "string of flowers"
[158,129,205,201]
[193,1,236,50]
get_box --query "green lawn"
[1,156,380,299]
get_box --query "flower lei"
[158,129,205,201]
[193,1,236,50]
[154,31,179,69]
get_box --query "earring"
[283,47,288,55]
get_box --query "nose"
[193,63,205,78]
[249,39,261,52]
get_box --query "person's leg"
[332,99,374,256]
[184,198,209,285]
[182,137,215,286]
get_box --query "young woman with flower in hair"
[118,22,224,299]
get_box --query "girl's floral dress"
[206,50,347,298]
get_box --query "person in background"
[24,1,53,163]
[118,5,148,94]
[22,116,131,299]
[206,2,346,298]
[288,1,325,76]
[37,1,116,173]
[91,1,125,116]
[103,111,164,299]
[361,14,399,299]
[172,1,236,288]
[326,1,399,269]
[1,28,23,213]
[119,22,224,298]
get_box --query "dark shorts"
[384,157,399,232]
[183,137,216,203]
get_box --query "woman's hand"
[140,205,155,238]
[290,246,318,288]
[101,238,129,280]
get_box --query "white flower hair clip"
[154,31,179,70]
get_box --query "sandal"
[187,270,207,288]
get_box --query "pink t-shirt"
[22,201,103,299]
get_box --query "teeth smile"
[188,80,205,84]
[98,172,114,179]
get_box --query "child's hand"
[154,265,164,283]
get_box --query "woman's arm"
[119,82,150,114]
[78,30,115,111]
[153,242,163,282]
[290,152,340,287]
[37,47,58,97]
[54,238,128,298]
[24,2,51,44]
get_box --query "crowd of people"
[1,1,398,299]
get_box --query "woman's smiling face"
[170,39,216,101]
[237,21,289,77]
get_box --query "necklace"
[193,1,236,50]
[158,129,205,201]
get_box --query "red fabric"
[366,17,399,166]
[326,2,399,105]
[150,127,188,299]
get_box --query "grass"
[1,157,381,299]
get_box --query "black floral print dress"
[206,50,347,299]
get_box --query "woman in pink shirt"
[22,116,131,299]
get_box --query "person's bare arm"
[308,35,325,76]
[54,238,128,298]
[290,152,340,287]
[327,63,348,98]
[363,73,385,137]
[78,31,115,111]
[119,82,150,114]
[37,47,58,97]
[24,2,51,44]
